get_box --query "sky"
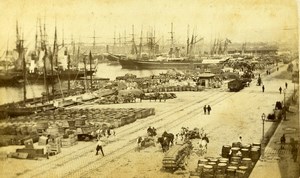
[0,0,298,54]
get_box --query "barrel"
[241,148,250,158]
[197,163,205,173]
[198,158,209,165]
[203,165,214,177]
[252,142,261,148]
[241,143,251,149]
[217,163,227,174]
[236,166,248,178]
[250,147,260,162]
[208,162,217,171]
[222,145,231,158]
[219,158,229,164]
[241,158,252,168]
[232,142,241,148]
[230,161,239,167]
[231,147,240,156]
[209,158,218,163]
[226,167,237,178]
[231,156,241,163]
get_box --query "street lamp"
[261,113,266,160]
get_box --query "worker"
[96,139,105,156]
[279,87,282,94]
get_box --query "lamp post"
[283,89,286,106]
[261,113,266,160]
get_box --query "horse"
[136,136,155,151]
[157,136,170,152]
[147,127,157,137]
[162,131,174,146]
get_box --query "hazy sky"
[0,0,298,53]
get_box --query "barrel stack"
[192,142,263,177]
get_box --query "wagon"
[162,142,192,171]
[228,79,244,92]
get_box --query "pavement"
[250,90,300,178]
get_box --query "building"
[197,73,215,88]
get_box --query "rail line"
[16,90,220,177]
[65,91,236,178]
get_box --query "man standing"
[285,82,288,89]
[203,105,207,115]
[280,134,286,149]
[207,105,211,115]
[96,139,105,156]
[262,85,265,92]
[291,144,298,162]
[279,87,282,94]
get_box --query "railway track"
[15,90,220,177]
[18,84,279,178]
[64,91,236,178]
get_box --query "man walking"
[203,105,207,115]
[262,85,265,92]
[279,87,282,94]
[207,105,211,115]
[96,139,105,156]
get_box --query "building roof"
[198,73,215,78]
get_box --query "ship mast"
[139,27,143,59]
[51,24,57,96]
[187,25,190,56]
[123,30,127,54]
[40,19,49,101]
[169,23,174,58]
[16,21,26,103]
[83,55,87,92]
[113,29,116,54]
[89,51,93,90]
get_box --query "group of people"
[203,105,212,115]
[262,82,288,94]
[279,82,288,94]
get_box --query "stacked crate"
[61,134,77,148]
[48,137,61,155]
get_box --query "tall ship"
[118,23,204,70]
[27,19,96,84]
[119,24,232,70]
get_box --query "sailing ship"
[118,23,206,70]
[119,24,232,70]
[0,21,56,118]
[27,20,96,84]
[0,42,23,85]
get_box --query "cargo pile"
[194,142,261,178]
[162,142,193,171]
[0,107,155,147]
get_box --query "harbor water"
[0,63,166,105]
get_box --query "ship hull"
[119,59,204,70]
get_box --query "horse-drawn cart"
[162,142,192,171]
